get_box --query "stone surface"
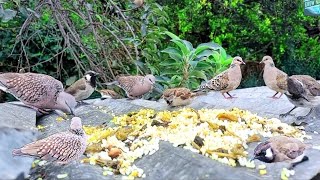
[0,103,36,130]
[2,85,320,180]
[29,160,115,180]
[0,128,37,180]
[0,103,37,179]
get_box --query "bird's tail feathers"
[191,91,207,97]
[12,148,24,156]
[0,81,8,92]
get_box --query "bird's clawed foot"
[291,121,308,126]
[223,92,237,99]
[38,108,53,115]
[279,113,290,118]
[268,92,283,99]
[297,116,307,121]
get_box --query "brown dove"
[162,87,196,107]
[12,117,87,165]
[0,72,76,115]
[195,56,245,99]
[252,136,309,168]
[66,71,99,101]
[260,56,288,99]
[280,75,320,120]
[105,74,156,99]
[99,89,122,99]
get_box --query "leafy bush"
[159,31,233,90]
[161,0,320,84]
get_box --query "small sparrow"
[162,87,197,107]
[280,75,320,120]
[252,136,309,168]
[260,56,288,99]
[99,89,121,99]
[194,56,245,99]
[66,71,99,102]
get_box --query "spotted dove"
[195,56,245,99]
[12,117,87,165]
[105,74,156,99]
[0,72,76,114]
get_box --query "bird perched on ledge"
[104,74,156,99]
[0,72,76,115]
[162,87,194,107]
[260,56,288,99]
[12,117,87,165]
[66,71,99,102]
[252,136,309,168]
[194,56,245,99]
[280,75,320,120]
[99,89,122,99]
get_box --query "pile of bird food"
[82,107,310,179]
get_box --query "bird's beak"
[242,61,246,65]
[259,60,263,64]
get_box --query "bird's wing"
[206,70,229,91]
[0,73,51,103]
[21,133,82,162]
[117,76,142,92]
[292,75,320,96]
[269,136,305,160]
[65,79,87,96]
[174,88,192,100]
[163,88,191,100]
[276,71,288,91]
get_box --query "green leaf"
[196,50,215,59]
[221,57,233,66]
[194,45,211,55]
[161,47,182,58]
[198,42,222,50]
[159,59,182,66]
[182,40,193,51]
[189,70,207,80]
[189,60,198,68]
[195,61,214,71]
[164,31,180,40]
[160,68,182,76]
[95,14,103,22]
[171,39,189,57]
[220,48,227,60]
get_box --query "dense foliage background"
[0,0,319,100]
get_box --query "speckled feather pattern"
[0,73,63,106]
[163,87,194,107]
[99,89,121,99]
[16,128,87,164]
[163,88,192,100]
[116,75,153,98]
[200,61,242,93]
